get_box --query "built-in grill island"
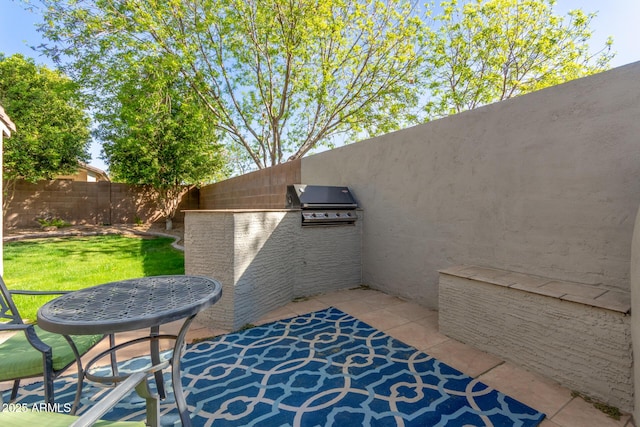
[286,184,358,226]
[184,184,362,330]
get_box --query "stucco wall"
[185,210,362,329]
[295,217,363,297]
[301,61,640,308]
[185,210,298,329]
[439,267,632,412]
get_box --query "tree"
[97,56,228,229]
[0,54,90,214]
[37,0,428,169]
[425,0,614,118]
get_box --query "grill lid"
[286,185,357,209]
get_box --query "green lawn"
[3,235,185,322]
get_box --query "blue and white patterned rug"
[5,307,545,426]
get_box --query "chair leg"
[150,326,166,400]
[71,369,84,415]
[43,365,55,406]
[10,379,20,401]
[135,377,160,427]
[40,345,56,407]
[23,325,55,406]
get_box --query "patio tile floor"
[2,286,633,426]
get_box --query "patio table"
[37,275,223,427]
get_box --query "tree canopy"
[38,0,428,169]
[425,0,614,117]
[32,0,613,172]
[0,53,91,212]
[97,55,228,227]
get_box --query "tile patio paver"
[284,298,329,316]
[359,292,406,309]
[478,361,574,417]
[550,396,632,427]
[384,300,437,321]
[425,339,503,378]
[386,320,451,351]
[356,308,413,331]
[540,419,564,427]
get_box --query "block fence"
[199,159,301,210]
[4,179,199,229]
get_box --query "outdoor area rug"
[5,307,545,426]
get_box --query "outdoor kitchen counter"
[183,209,363,330]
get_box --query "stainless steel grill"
[286,185,358,226]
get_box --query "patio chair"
[0,275,111,413]
[0,370,160,427]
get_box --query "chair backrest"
[0,275,24,324]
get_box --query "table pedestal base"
[84,314,198,426]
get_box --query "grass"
[4,235,185,322]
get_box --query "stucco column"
[630,205,640,420]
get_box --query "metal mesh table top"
[37,275,222,335]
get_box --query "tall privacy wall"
[302,61,640,308]
[5,179,199,228]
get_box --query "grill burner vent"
[286,185,358,226]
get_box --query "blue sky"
[1,0,639,171]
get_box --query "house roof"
[81,162,109,177]
[79,162,110,181]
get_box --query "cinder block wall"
[199,159,301,209]
[4,180,198,228]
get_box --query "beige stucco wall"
[440,268,632,412]
[302,61,640,309]
[185,209,362,329]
